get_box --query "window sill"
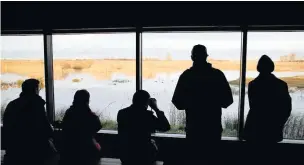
[97,130,304,144]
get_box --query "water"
[1,71,304,120]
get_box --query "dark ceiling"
[1,2,304,32]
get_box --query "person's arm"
[61,109,69,130]
[117,110,127,138]
[281,83,292,123]
[117,110,124,134]
[91,113,102,133]
[2,102,14,149]
[39,105,54,139]
[3,102,13,131]
[172,72,188,110]
[248,82,253,109]
[154,110,171,132]
[218,71,233,108]
[150,98,170,132]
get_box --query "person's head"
[191,44,208,63]
[72,89,90,106]
[132,90,151,109]
[257,55,275,74]
[21,79,40,95]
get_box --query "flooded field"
[2,70,304,119]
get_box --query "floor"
[100,158,163,165]
[1,151,163,165]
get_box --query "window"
[2,28,302,142]
[1,35,45,122]
[52,33,136,130]
[142,32,242,136]
[246,32,304,140]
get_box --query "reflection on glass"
[246,32,304,140]
[142,32,242,136]
[52,33,135,130]
[1,35,45,122]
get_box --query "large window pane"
[142,32,241,136]
[52,33,135,130]
[1,35,45,122]
[246,32,304,140]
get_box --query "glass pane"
[52,33,135,130]
[1,35,45,122]
[246,32,304,140]
[142,32,241,136]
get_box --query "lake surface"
[1,71,304,122]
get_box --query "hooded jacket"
[3,93,53,154]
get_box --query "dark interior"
[1,2,304,164]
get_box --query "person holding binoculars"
[117,90,170,165]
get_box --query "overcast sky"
[1,32,304,60]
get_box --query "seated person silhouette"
[243,55,292,143]
[172,45,233,163]
[59,89,102,165]
[2,79,56,165]
[117,90,170,165]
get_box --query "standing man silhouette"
[172,44,233,164]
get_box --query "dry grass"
[1,77,45,90]
[1,59,304,82]
[229,76,304,88]
[16,79,24,88]
[72,78,81,83]
[1,60,45,78]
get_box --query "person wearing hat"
[243,55,292,164]
[2,78,55,165]
[172,44,233,164]
[243,55,292,143]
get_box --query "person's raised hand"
[149,98,160,112]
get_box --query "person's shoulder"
[275,77,288,87]
[117,106,130,116]
[7,98,20,106]
[210,67,225,77]
[64,107,72,115]
[26,95,46,107]
[248,77,258,86]
[179,68,193,80]
[90,111,101,121]
[117,107,131,123]
[5,98,22,110]
[35,95,46,105]
[213,67,224,74]
[181,69,191,76]
[90,111,99,117]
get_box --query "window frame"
[1,25,303,142]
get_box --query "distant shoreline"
[229,76,304,88]
[1,59,304,81]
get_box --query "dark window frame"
[1,25,303,143]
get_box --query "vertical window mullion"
[43,32,55,123]
[136,28,142,91]
[238,27,248,140]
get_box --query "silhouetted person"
[243,55,292,165]
[117,90,170,165]
[2,79,56,165]
[172,45,233,163]
[59,89,102,165]
[244,55,292,142]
